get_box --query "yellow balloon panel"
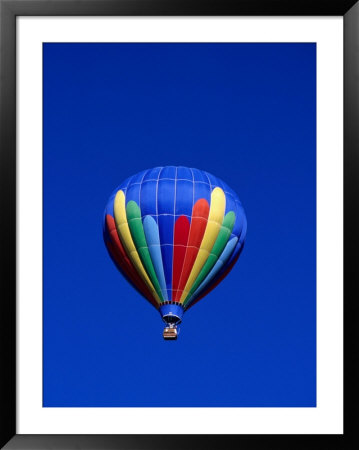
[113,190,161,304]
[179,187,226,302]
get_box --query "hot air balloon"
[103,166,247,340]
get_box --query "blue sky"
[43,43,316,407]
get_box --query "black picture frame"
[1,1,357,448]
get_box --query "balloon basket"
[163,325,178,340]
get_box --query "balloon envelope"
[103,166,247,334]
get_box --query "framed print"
[0,1,357,449]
